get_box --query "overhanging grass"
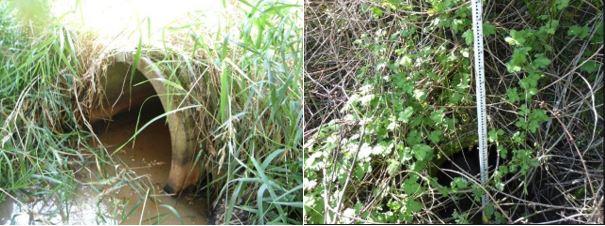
[149,1,304,223]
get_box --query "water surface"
[0,99,209,225]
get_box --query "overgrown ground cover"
[304,0,603,223]
[0,0,302,224]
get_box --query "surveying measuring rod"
[470,0,489,216]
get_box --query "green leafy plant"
[305,0,602,224]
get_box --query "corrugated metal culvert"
[87,51,203,194]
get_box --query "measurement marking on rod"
[470,0,489,216]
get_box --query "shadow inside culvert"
[93,96,210,225]
[84,56,215,224]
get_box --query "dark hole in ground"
[433,144,567,223]
[434,145,499,223]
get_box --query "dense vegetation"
[0,0,302,224]
[304,0,603,223]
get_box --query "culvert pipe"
[88,51,200,194]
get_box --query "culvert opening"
[92,60,175,195]
[94,95,171,187]
[88,60,209,224]
[87,54,203,195]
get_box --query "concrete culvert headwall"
[88,52,201,194]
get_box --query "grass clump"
[159,0,304,224]
[0,1,105,223]
[304,0,603,224]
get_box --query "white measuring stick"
[470,0,489,215]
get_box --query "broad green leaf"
[505,30,526,46]
[567,25,589,39]
[540,19,559,35]
[403,177,421,195]
[371,6,383,18]
[387,200,401,211]
[430,109,445,124]
[498,146,508,159]
[483,22,496,36]
[412,144,433,161]
[406,130,422,146]
[428,130,442,143]
[488,129,504,143]
[556,0,569,11]
[532,54,551,69]
[505,88,520,103]
[528,109,549,133]
[580,60,599,73]
[507,47,531,72]
[462,29,473,45]
[398,106,415,123]
[406,199,422,213]
[451,177,468,190]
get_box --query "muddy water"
[0,187,116,224]
[0,98,209,225]
[95,98,209,225]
